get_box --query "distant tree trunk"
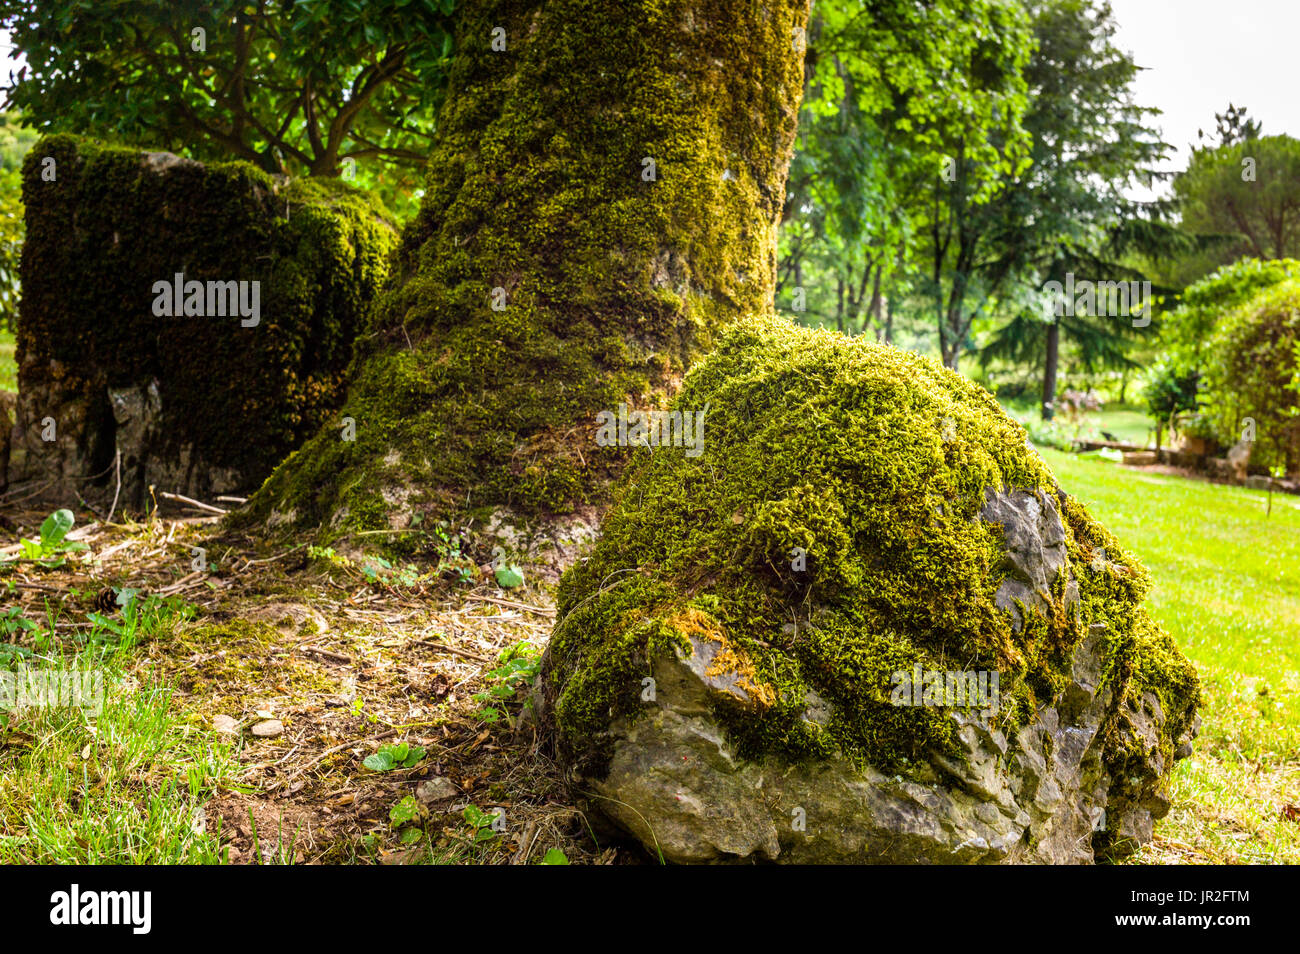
[868,264,883,336]
[1041,318,1060,421]
[251,0,811,532]
[882,292,895,345]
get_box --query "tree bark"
[1041,318,1060,421]
[252,0,811,532]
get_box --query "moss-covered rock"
[540,316,1200,864]
[248,0,810,537]
[8,136,397,508]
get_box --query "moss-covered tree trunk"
[252,0,810,536]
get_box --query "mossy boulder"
[8,135,397,508]
[540,316,1200,864]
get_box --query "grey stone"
[415,777,460,804]
[980,488,1078,629]
[559,488,1194,865]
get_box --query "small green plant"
[363,740,426,772]
[13,510,88,567]
[85,591,195,650]
[462,805,501,844]
[389,795,427,845]
[364,557,424,587]
[538,848,569,865]
[473,642,542,724]
[494,564,525,588]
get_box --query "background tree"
[1172,134,1300,279]
[0,109,35,334]
[928,0,1168,378]
[0,0,456,211]
[779,0,1034,341]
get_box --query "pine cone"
[92,588,118,614]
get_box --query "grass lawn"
[1041,448,1300,864]
[1092,403,1155,446]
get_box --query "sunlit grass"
[0,595,236,863]
[1042,448,1300,864]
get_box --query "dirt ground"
[1,500,633,865]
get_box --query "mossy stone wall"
[9,135,397,508]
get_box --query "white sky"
[1107,0,1300,201]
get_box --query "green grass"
[0,327,14,392]
[0,591,237,863]
[1092,403,1154,446]
[1042,448,1300,863]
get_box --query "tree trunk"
[251,0,810,533]
[868,264,882,337]
[1041,318,1060,421]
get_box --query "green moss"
[16,134,397,499]
[249,0,808,531]
[542,316,1201,800]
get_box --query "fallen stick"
[466,595,556,617]
[157,491,228,515]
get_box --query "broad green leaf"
[363,751,395,772]
[389,795,420,826]
[494,565,524,588]
[40,509,74,546]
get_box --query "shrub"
[1202,279,1300,472]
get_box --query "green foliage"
[474,642,541,724]
[493,564,524,589]
[461,805,500,844]
[781,0,1034,335]
[1142,360,1200,424]
[0,0,454,194]
[363,741,427,772]
[537,847,569,865]
[0,112,35,332]
[8,509,88,567]
[1201,279,1300,472]
[1158,258,1300,376]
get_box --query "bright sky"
[1107,0,1300,201]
